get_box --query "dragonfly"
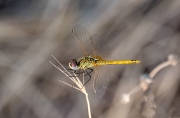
[68,25,140,97]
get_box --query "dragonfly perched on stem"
[68,25,140,97]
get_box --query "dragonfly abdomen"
[96,60,140,65]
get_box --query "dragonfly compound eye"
[69,59,78,70]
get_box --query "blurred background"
[0,0,180,118]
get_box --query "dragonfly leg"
[73,70,82,77]
[80,68,94,89]
[84,68,93,76]
[64,69,81,77]
[64,69,82,77]
[69,70,84,77]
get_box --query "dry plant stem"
[50,55,91,118]
[83,73,91,118]
[85,94,91,118]
[58,80,81,91]
[121,54,178,103]
[134,56,176,94]
[149,61,172,79]
[128,85,141,96]
[49,61,78,88]
[149,54,178,79]
[51,55,77,84]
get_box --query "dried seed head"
[121,93,130,104]
[168,54,178,66]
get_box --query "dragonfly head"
[69,59,78,70]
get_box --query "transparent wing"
[72,25,93,56]
[90,34,111,58]
[93,66,111,97]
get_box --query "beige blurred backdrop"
[0,0,180,118]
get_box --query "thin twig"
[149,54,178,79]
[85,94,91,118]
[129,85,141,96]
[58,80,81,91]
[49,61,77,84]
[121,54,178,104]
[50,55,91,118]
[149,61,171,79]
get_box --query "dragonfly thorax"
[78,56,98,70]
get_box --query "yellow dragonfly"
[69,25,140,97]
